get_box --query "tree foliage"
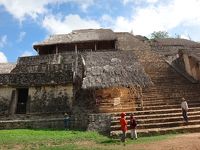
[150,31,169,39]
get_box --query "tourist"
[130,113,137,140]
[181,97,189,123]
[120,112,127,145]
[64,113,70,130]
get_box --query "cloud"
[113,0,200,37]
[0,51,7,63]
[0,0,94,22]
[42,14,101,34]
[17,32,26,42]
[0,35,7,48]
[21,51,34,57]
[122,0,159,5]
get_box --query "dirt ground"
[119,133,200,150]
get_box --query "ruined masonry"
[1,29,200,136]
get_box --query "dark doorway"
[16,88,29,114]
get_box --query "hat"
[121,112,126,117]
[181,97,185,101]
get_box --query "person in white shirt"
[181,97,189,123]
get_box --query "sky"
[1,0,200,63]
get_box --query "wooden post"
[75,44,77,53]
[56,45,58,54]
[74,44,78,82]
[95,42,97,51]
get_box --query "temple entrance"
[16,88,29,114]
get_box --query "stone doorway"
[16,88,29,114]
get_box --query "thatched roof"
[0,63,16,74]
[81,51,152,89]
[115,32,151,51]
[152,38,200,47]
[34,29,117,50]
[151,38,200,56]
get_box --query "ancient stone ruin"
[1,29,200,136]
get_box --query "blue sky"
[1,0,200,63]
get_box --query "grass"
[0,129,178,150]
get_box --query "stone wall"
[17,53,75,66]
[0,113,108,132]
[0,72,73,86]
[183,54,200,80]
[87,113,111,134]
[29,85,73,113]
[0,87,15,115]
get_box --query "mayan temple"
[1,29,200,136]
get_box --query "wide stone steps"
[109,49,200,137]
[111,119,200,131]
[97,103,200,112]
[111,114,200,126]
[98,107,134,113]
[138,103,200,111]
[111,111,200,120]
[142,100,200,107]
[110,124,200,137]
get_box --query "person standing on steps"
[120,112,127,145]
[181,97,189,123]
[130,113,137,140]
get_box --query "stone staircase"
[110,50,200,137]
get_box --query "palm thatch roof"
[151,38,200,56]
[152,38,200,46]
[115,32,150,51]
[81,51,152,89]
[0,63,16,74]
[34,29,117,50]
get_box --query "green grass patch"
[0,129,179,150]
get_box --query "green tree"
[150,31,169,39]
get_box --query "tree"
[150,31,169,39]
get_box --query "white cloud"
[122,0,159,5]
[17,32,26,42]
[114,0,200,37]
[0,51,7,63]
[42,14,101,34]
[0,0,94,22]
[0,35,7,48]
[21,51,34,57]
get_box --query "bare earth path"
[78,133,200,150]
[118,133,200,150]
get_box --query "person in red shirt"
[120,112,127,143]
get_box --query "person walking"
[120,112,127,145]
[130,113,137,140]
[181,97,189,123]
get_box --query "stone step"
[110,124,200,137]
[111,114,200,126]
[111,111,200,120]
[111,107,200,116]
[140,103,200,111]
[98,107,134,113]
[98,102,200,111]
[110,119,200,130]
[142,96,200,100]
[142,100,200,106]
